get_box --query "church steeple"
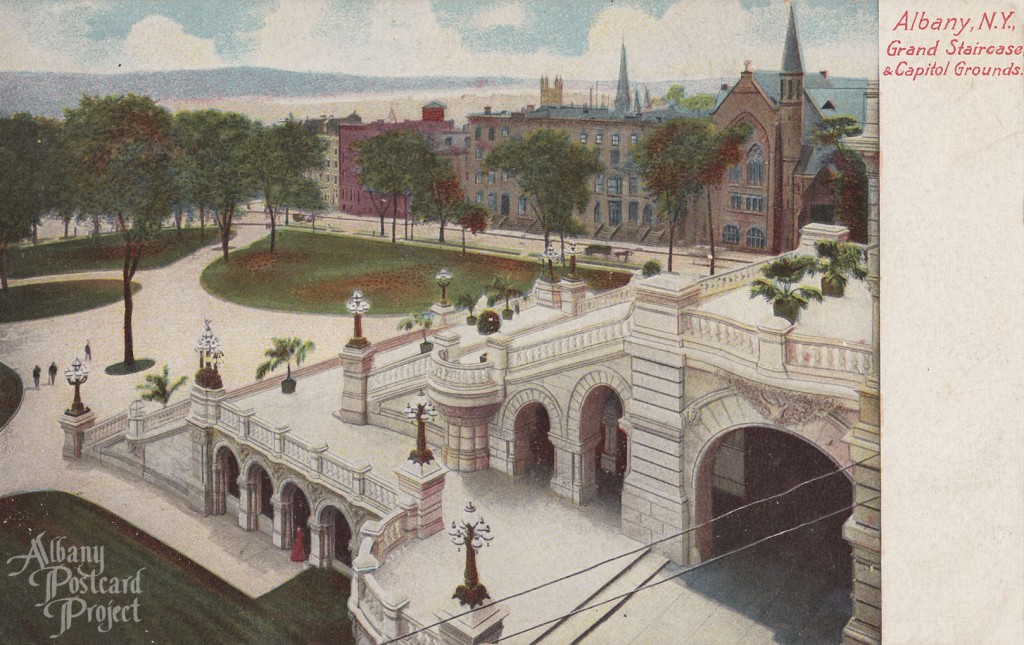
[614,42,631,114]
[782,3,803,74]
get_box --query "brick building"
[302,113,363,209]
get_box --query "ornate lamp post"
[64,357,90,416]
[346,289,371,348]
[435,268,453,305]
[541,244,559,282]
[449,501,493,608]
[194,320,224,389]
[404,389,437,465]
[565,240,580,280]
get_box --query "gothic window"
[746,145,765,186]
[728,165,742,183]
[746,226,767,248]
[723,224,740,244]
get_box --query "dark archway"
[696,426,853,589]
[281,483,311,558]
[579,385,626,507]
[214,447,240,515]
[513,402,554,485]
[320,506,354,568]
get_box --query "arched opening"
[695,426,853,590]
[246,463,275,534]
[579,386,626,509]
[215,447,240,516]
[513,402,555,485]
[281,483,311,560]
[320,506,354,569]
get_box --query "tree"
[456,204,489,256]
[357,129,433,243]
[0,114,64,291]
[749,256,823,324]
[65,95,177,365]
[255,337,316,382]
[678,94,716,111]
[412,155,463,243]
[486,129,601,247]
[811,116,868,242]
[173,110,256,260]
[698,122,752,275]
[137,365,188,408]
[246,119,325,253]
[280,176,326,229]
[665,84,687,107]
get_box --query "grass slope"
[0,281,140,323]
[0,492,353,644]
[6,229,216,280]
[0,363,23,430]
[202,229,631,315]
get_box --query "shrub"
[642,260,661,277]
[476,309,502,335]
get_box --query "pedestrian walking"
[84,340,92,361]
[32,365,41,388]
[48,362,57,385]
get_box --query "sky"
[0,0,878,80]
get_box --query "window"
[746,226,767,248]
[728,165,742,183]
[608,200,622,225]
[746,145,765,186]
[475,126,482,140]
[630,132,638,145]
[487,171,495,185]
[595,173,605,192]
[500,193,510,215]
[475,148,483,160]
[488,128,495,141]
[596,130,604,144]
[611,133,620,146]
[475,192,483,203]
[608,176,622,196]
[628,201,639,222]
[445,137,452,146]
[643,204,654,224]
[723,224,740,244]
[610,149,620,166]
[502,127,509,137]
[629,176,638,194]
[475,171,482,184]
[488,192,497,210]
[745,195,765,212]
[593,202,602,222]
[580,131,588,144]
[518,196,527,216]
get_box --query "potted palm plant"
[486,275,525,320]
[813,240,868,298]
[255,337,316,394]
[397,312,436,353]
[137,365,188,408]
[455,293,479,326]
[749,255,823,325]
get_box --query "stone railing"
[218,401,402,517]
[682,312,760,363]
[428,359,494,388]
[577,282,636,315]
[85,413,129,447]
[367,353,430,398]
[785,335,872,383]
[365,508,412,563]
[127,399,191,441]
[355,573,414,642]
[696,251,796,302]
[508,318,630,370]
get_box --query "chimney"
[526,104,535,112]
[820,70,829,79]
[721,83,730,91]
[484,106,492,115]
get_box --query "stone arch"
[211,441,241,516]
[497,386,565,442]
[277,476,313,556]
[565,367,632,440]
[239,456,276,533]
[314,500,357,569]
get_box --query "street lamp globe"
[565,240,580,280]
[64,357,90,416]
[541,244,560,282]
[346,289,371,348]
[435,268,453,305]
[448,500,494,608]
[406,389,437,465]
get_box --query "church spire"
[614,41,631,114]
[782,3,803,74]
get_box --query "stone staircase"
[532,550,669,644]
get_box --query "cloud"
[471,3,526,30]
[123,16,223,71]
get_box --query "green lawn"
[5,228,217,280]
[0,363,22,430]
[202,229,631,315]
[0,280,140,323]
[0,492,353,644]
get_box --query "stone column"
[60,409,95,460]
[841,79,881,645]
[434,601,508,645]
[340,343,374,425]
[394,459,448,538]
[212,461,225,515]
[186,425,214,515]
[438,403,500,472]
[755,317,793,379]
[531,277,561,309]
[188,383,225,426]
[559,277,588,315]
[238,477,258,531]
[271,495,291,549]
[308,521,331,568]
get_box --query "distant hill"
[0,67,526,117]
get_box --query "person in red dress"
[290,526,307,562]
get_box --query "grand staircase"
[533,550,669,644]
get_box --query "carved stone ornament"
[724,373,840,426]
[682,406,701,427]
[306,483,326,508]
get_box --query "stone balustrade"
[785,335,873,384]
[127,400,192,442]
[508,318,631,371]
[683,312,760,363]
[696,251,797,301]
[577,281,636,314]
[366,353,430,398]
